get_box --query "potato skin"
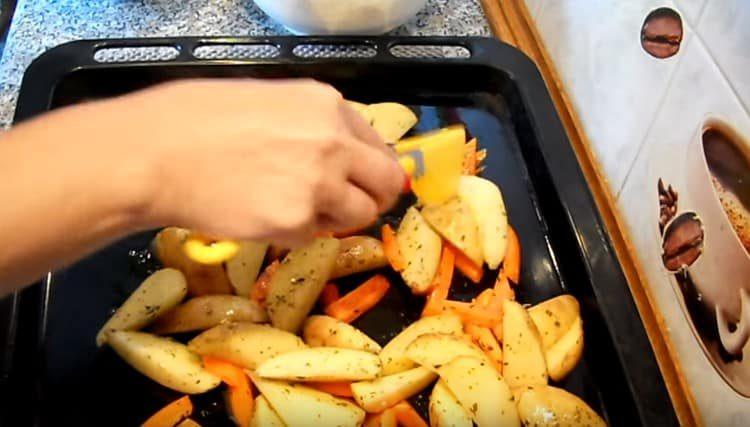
[517,385,606,427]
[330,236,388,279]
[151,295,267,334]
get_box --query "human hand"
[118,79,404,247]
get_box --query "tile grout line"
[615,36,691,199]
[692,4,750,119]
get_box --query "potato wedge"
[545,316,584,381]
[380,314,463,375]
[405,333,490,371]
[250,395,285,427]
[331,236,389,279]
[257,347,382,381]
[364,102,418,142]
[225,241,268,297]
[429,380,472,427]
[188,322,305,370]
[151,295,267,334]
[396,207,442,294]
[436,356,519,427]
[303,315,381,353]
[97,268,187,346]
[421,198,483,266]
[528,295,580,350]
[109,331,220,394]
[153,227,233,296]
[502,300,548,389]
[250,373,365,427]
[249,395,284,427]
[517,385,605,427]
[457,176,508,269]
[352,367,437,413]
[266,238,340,332]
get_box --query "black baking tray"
[0,37,677,426]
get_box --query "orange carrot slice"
[493,271,515,302]
[325,275,390,323]
[308,381,353,397]
[250,260,280,305]
[319,283,340,308]
[504,226,521,284]
[438,300,501,327]
[465,324,503,372]
[453,247,484,284]
[225,382,253,427]
[202,357,248,388]
[381,224,406,271]
[421,246,456,317]
[394,401,428,427]
[143,396,193,427]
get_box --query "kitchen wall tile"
[523,0,543,19]
[618,36,750,426]
[535,0,688,194]
[674,0,706,26]
[697,0,750,113]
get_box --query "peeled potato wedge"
[457,175,508,269]
[436,356,519,427]
[331,236,389,279]
[109,331,220,394]
[545,316,584,382]
[225,240,268,297]
[396,207,443,294]
[303,315,381,353]
[97,268,187,346]
[528,295,581,350]
[404,333,491,371]
[188,322,305,370]
[502,300,548,389]
[352,367,437,413]
[256,347,382,382]
[364,102,418,142]
[421,198,483,267]
[517,385,606,427]
[266,238,340,332]
[250,373,365,427]
[380,314,463,375]
[151,295,267,334]
[429,380,472,427]
[152,227,233,296]
[250,395,285,427]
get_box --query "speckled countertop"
[0,0,490,128]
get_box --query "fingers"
[318,183,379,233]
[346,140,405,213]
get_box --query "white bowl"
[254,0,428,35]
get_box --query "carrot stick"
[463,139,478,176]
[250,260,280,305]
[307,381,353,397]
[319,283,340,308]
[394,401,428,427]
[493,271,515,302]
[421,246,455,317]
[438,300,501,327]
[325,275,390,323]
[225,382,254,427]
[365,409,397,427]
[143,396,193,427]
[504,226,521,284]
[453,248,484,284]
[381,224,406,271]
[465,324,503,372]
[202,357,248,388]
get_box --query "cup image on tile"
[657,117,750,396]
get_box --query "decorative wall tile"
[619,36,750,427]
[697,0,750,113]
[535,0,689,193]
